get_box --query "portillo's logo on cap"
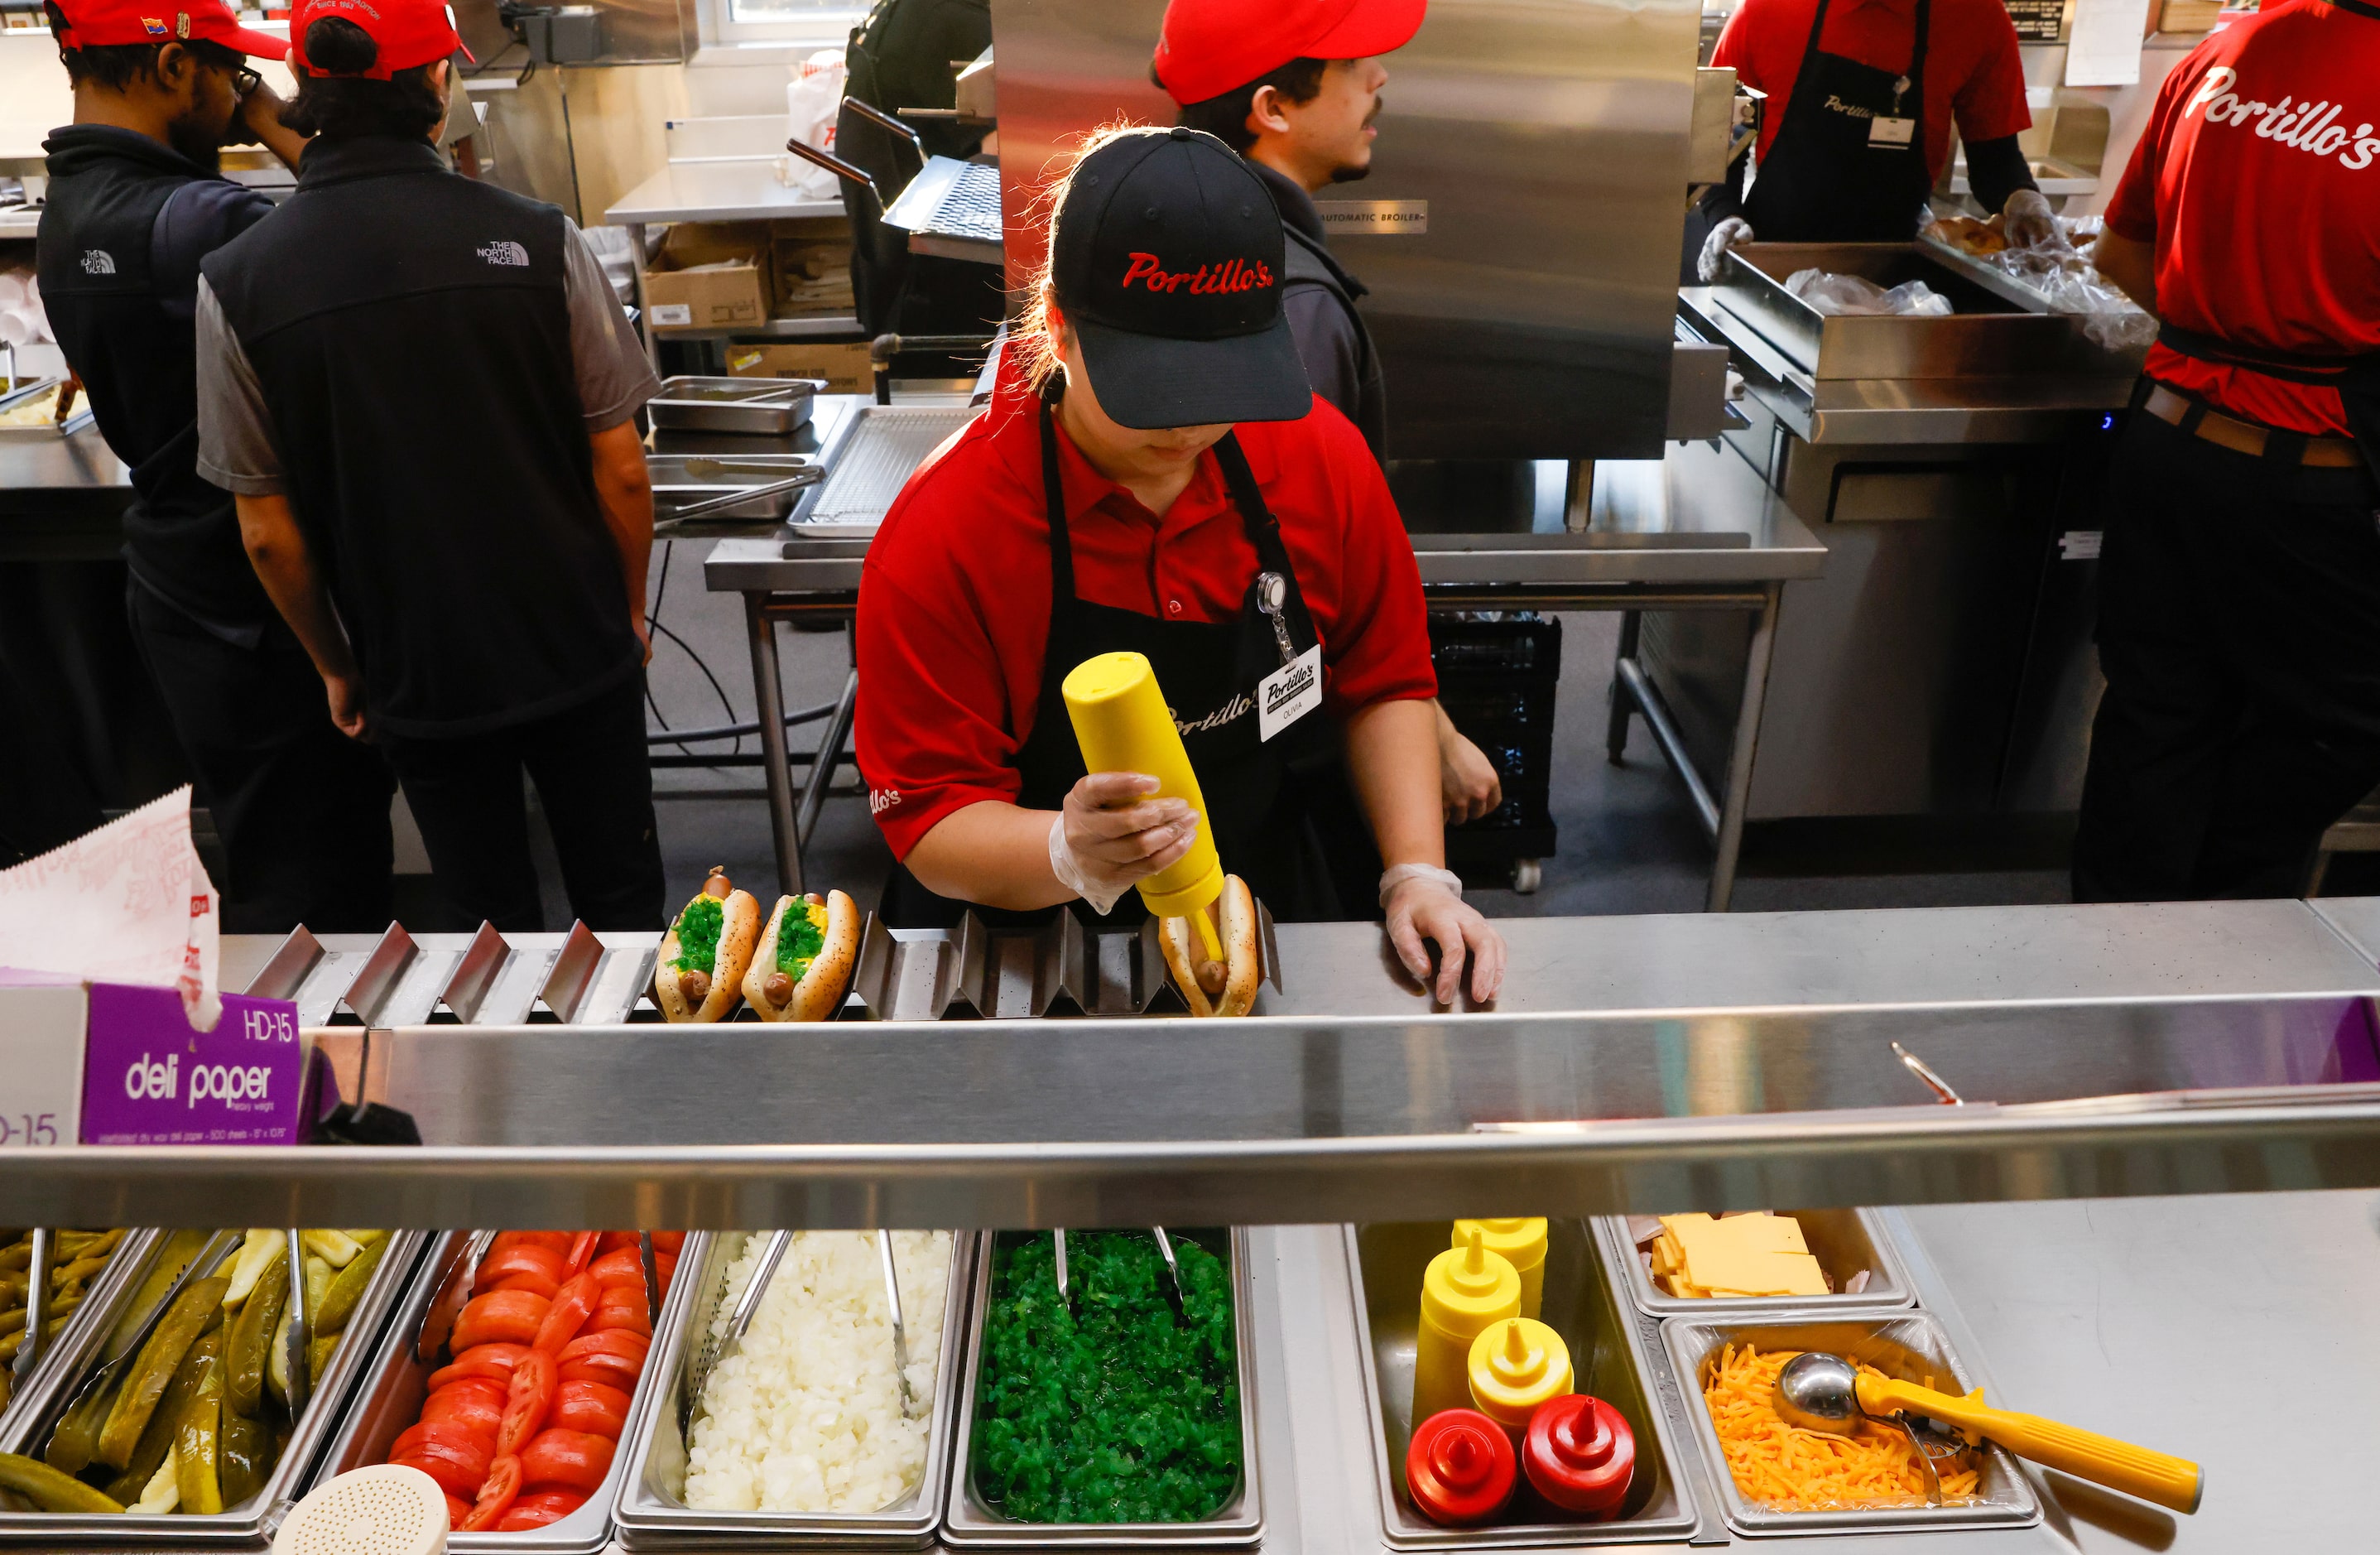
[1118,252,1276,296]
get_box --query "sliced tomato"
[497,1347,558,1457]
[488,1270,561,1301]
[593,1232,641,1257]
[517,1429,615,1494]
[392,1420,495,1479]
[562,1231,599,1278]
[556,1328,649,1367]
[532,1272,603,1355]
[427,1341,530,1394]
[649,1231,685,1255]
[391,1449,483,1501]
[585,1247,648,1290]
[551,1379,632,1440]
[459,1452,522,1532]
[656,1251,677,1297]
[450,1289,551,1352]
[589,1283,651,1338]
[487,1231,574,1259]
[510,1489,589,1518]
[472,1244,566,1297]
[421,1380,507,1439]
[443,1493,471,1530]
[495,1493,584,1531]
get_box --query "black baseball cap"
[1050,126,1313,429]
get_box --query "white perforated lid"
[273,1464,449,1555]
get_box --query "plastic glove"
[2001,189,2063,252]
[1380,864,1507,1006]
[1697,216,1756,284]
[1046,772,1196,917]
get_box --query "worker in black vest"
[36,0,395,932]
[195,0,667,933]
[1155,0,1503,828]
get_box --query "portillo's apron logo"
[2185,68,2380,170]
[1118,253,1275,296]
[1174,694,1252,737]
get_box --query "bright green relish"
[671,895,724,975]
[972,1230,1240,1524]
[777,908,825,977]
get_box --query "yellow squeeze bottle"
[1061,652,1224,956]
[1454,1218,1549,1320]
[1467,1317,1573,1437]
[1413,1230,1522,1426]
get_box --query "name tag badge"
[1869,115,1916,147]
[1257,645,1323,743]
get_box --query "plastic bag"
[783,48,849,200]
[1786,268,1954,317]
[1976,243,2155,352]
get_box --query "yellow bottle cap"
[1421,1230,1522,1330]
[1454,1218,1548,1264]
[1466,1317,1573,1426]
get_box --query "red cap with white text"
[50,0,289,59]
[291,0,469,79]
[1153,0,1426,107]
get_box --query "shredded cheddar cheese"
[1700,1343,1982,1512]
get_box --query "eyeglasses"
[231,66,262,97]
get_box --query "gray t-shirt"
[197,216,656,495]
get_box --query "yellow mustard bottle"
[1413,1229,1522,1426]
[1468,1317,1573,1437]
[1061,653,1225,941]
[1454,1218,1549,1319]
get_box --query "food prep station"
[2,896,2378,1551]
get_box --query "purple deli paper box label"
[80,982,310,1145]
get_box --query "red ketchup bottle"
[1406,1408,1517,1526]
[1522,1394,1636,1516]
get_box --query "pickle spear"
[218,1406,267,1509]
[312,1235,386,1339]
[0,1451,126,1514]
[174,1350,225,1517]
[101,1328,220,1507]
[224,1245,287,1418]
[94,1275,228,1472]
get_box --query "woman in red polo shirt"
[854,125,1503,1004]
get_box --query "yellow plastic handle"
[1858,1375,2203,1514]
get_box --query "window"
[709,0,868,46]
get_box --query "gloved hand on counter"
[1048,771,1198,916]
[1382,864,1507,1006]
[2001,189,2065,252]
[1697,217,1756,284]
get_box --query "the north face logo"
[81,249,116,276]
[478,241,529,267]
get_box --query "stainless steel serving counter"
[0,422,130,562]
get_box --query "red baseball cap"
[1153,0,1426,107]
[291,0,468,78]
[50,0,289,58]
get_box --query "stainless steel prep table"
[706,429,1825,908]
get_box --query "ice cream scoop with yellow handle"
[1773,1350,2203,1514]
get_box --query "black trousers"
[127,582,396,932]
[2073,411,2380,902]
[377,673,665,933]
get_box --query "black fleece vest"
[202,137,638,739]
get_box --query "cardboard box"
[726,341,874,395]
[642,222,774,330]
[0,971,87,1146]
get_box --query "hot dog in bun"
[654,867,760,1022]
[743,889,861,1022]
[1161,874,1261,1018]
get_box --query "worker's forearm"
[904,800,1074,911]
[589,420,654,617]
[2094,229,2159,316]
[1966,135,2037,222]
[1344,696,1446,869]
[234,493,354,679]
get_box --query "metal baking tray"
[613,1230,968,1549]
[0,1230,159,1443]
[647,378,822,436]
[1343,1221,1701,1548]
[647,453,819,522]
[1593,1211,1916,1319]
[1714,243,2075,381]
[1659,1309,2041,1537]
[305,1230,701,1554]
[0,1228,428,1548]
[944,1229,1262,1548]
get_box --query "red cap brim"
[215,22,292,59]
[1305,0,1426,62]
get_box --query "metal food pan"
[944,1229,1262,1548]
[0,1230,161,1444]
[1714,243,2075,381]
[0,1228,427,1548]
[1592,1211,1916,1319]
[647,377,822,436]
[613,1230,968,1549]
[306,1230,703,1554]
[648,454,818,523]
[1659,1309,2040,1537]
[1344,1221,1700,1548]
[0,376,94,437]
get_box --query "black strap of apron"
[1036,384,1079,613]
[1209,432,1302,579]
[2156,321,2380,388]
[1787,0,1930,129]
[2325,0,2380,20]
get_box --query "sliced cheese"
[1655,1211,1827,1297]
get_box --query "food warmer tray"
[612,1230,970,1549]
[647,378,823,436]
[0,376,96,438]
[0,1229,166,1444]
[1593,1210,1918,1319]
[848,903,1279,1021]
[0,1230,430,1548]
[305,1230,708,1555]
[1342,1220,1703,1548]
[1713,243,2080,382]
[1657,1307,2041,1538]
[943,1229,1262,1548]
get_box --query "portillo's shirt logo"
[1118,252,1275,296]
[2185,68,2380,171]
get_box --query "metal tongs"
[1891,1042,1967,1105]
[1053,1228,1190,1326]
[280,1229,314,1421]
[680,1230,794,1436]
[51,1228,244,1427]
[9,1229,52,1384]
[416,1229,498,1365]
[877,1231,918,1420]
[660,465,823,523]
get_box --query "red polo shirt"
[855,377,1437,862]
[1714,0,2031,186]
[2104,0,2380,436]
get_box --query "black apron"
[877,388,1381,929]
[2152,322,2380,488]
[1743,0,1935,243]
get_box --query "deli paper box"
[78,982,311,1145]
[0,969,86,1147]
